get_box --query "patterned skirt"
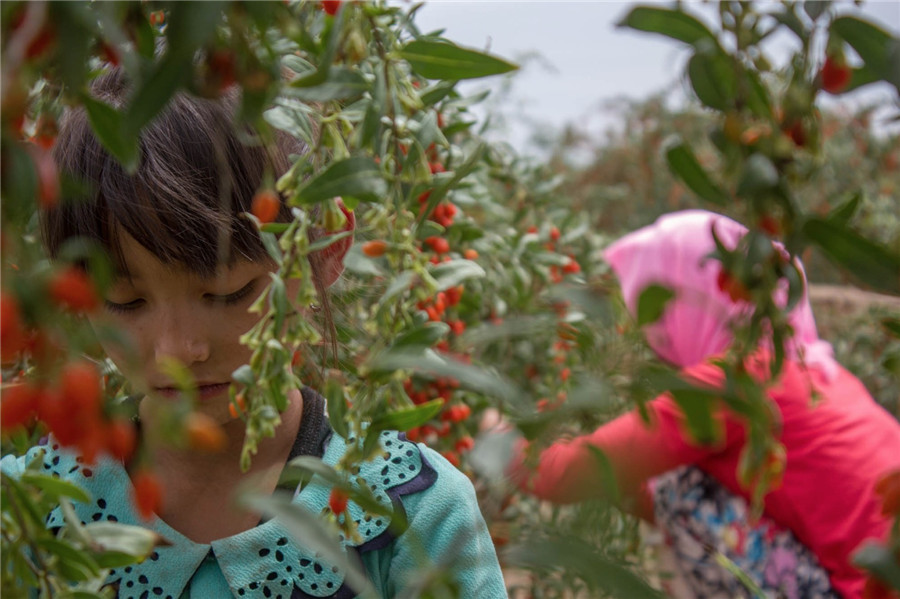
[651,466,841,599]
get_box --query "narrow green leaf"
[832,16,900,89]
[81,97,139,173]
[827,192,862,225]
[688,49,736,111]
[636,284,675,327]
[803,217,900,294]
[287,67,368,102]
[430,259,486,290]
[123,55,191,136]
[264,103,315,144]
[36,538,100,581]
[370,399,444,432]
[617,6,717,47]
[665,142,730,206]
[21,472,91,504]
[393,322,450,349]
[240,492,377,598]
[324,375,349,439]
[294,157,387,205]
[399,40,517,80]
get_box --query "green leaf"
[36,538,100,581]
[264,103,315,144]
[232,364,256,386]
[366,350,519,404]
[240,492,377,598]
[665,142,729,205]
[393,322,450,349]
[20,472,91,504]
[617,6,717,47]
[399,40,518,80]
[832,16,900,89]
[85,522,165,563]
[736,154,779,197]
[688,48,736,111]
[287,67,369,102]
[802,217,900,294]
[324,374,349,439]
[827,192,862,225]
[636,284,675,326]
[430,259,486,290]
[123,55,191,136]
[293,157,387,205]
[370,399,444,432]
[853,542,900,591]
[81,97,139,173]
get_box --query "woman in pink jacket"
[518,210,900,598]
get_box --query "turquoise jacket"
[1,430,508,598]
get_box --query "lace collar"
[33,430,436,598]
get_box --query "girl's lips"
[154,383,230,401]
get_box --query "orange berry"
[132,470,163,521]
[251,190,280,224]
[0,292,27,362]
[148,10,165,26]
[820,55,851,94]
[362,240,388,257]
[328,488,349,515]
[49,267,99,313]
[320,0,341,16]
[185,412,227,453]
[425,236,450,255]
[105,418,137,463]
[1,383,38,433]
[463,249,478,260]
[228,394,247,419]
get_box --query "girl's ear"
[314,199,356,289]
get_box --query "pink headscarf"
[603,210,838,381]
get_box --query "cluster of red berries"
[527,225,581,283]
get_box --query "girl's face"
[92,231,276,424]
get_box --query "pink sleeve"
[517,363,747,516]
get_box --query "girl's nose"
[153,312,211,367]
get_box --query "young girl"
[516,210,900,598]
[2,69,506,598]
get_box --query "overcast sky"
[413,1,900,155]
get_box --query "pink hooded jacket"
[524,210,900,598]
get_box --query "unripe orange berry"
[463,249,478,260]
[251,190,280,224]
[132,469,163,520]
[328,488,349,515]
[362,240,388,257]
[185,412,227,453]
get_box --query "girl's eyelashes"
[206,279,258,306]
[104,298,144,314]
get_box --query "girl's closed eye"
[104,298,145,314]
[206,279,259,306]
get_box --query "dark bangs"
[42,69,297,278]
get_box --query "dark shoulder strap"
[286,387,332,462]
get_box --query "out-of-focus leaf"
[832,16,900,89]
[20,472,91,505]
[123,55,191,136]
[240,492,377,598]
[35,538,99,581]
[293,157,386,205]
[665,142,730,206]
[827,192,862,225]
[688,47,736,111]
[324,374,349,439]
[803,218,900,294]
[430,259,485,290]
[86,522,167,564]
[287,67,368,102]
[636,284,675,327]
[803,1,830,22]
[81,97,139,173]
[393,322,450,349]
[504,535,664,598]
[737,154,779,197]
[399,40,517,80]
[853,542,900,590]
[617,6,717,47]
[370,399,444,432]
[882,317,900,339]
[366,350,519,404]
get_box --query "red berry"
[328,488,349,515]
[251,190,280,224]
[60,360,102,413]
[321,1,341,16]
[99,41,120,66]
[132,470,163,521]
[0,292,27,362]
[549,226,560,242]
[441,450,460,467]
[1,383,38,433]
[786,121,807,147]
[425,236,450,255]
[25,24,57,60]
[454,436,474,453]
[105,418,137,463]
[716,268,751,303]
[759,215,780,236]
[820,55,851,94]
[362,240,388,257]
[562,257,581,274]
[429,162,445,174]
[49,267,99,313]
[148,10,165,27]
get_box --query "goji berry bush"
[1,1,898,597]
